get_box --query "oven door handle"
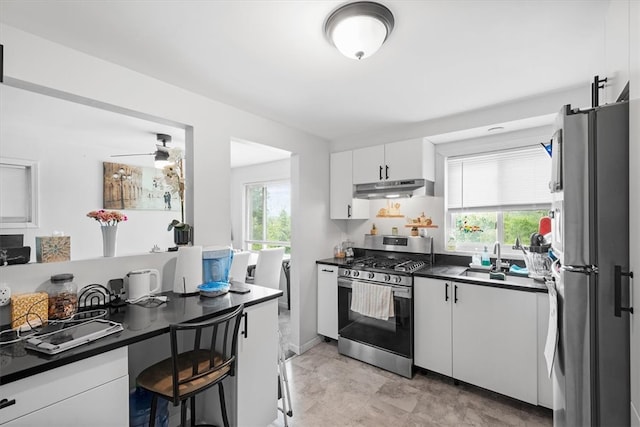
[338,279,411,297]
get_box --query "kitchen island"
[1,283,282,426]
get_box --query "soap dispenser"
[481,246,491,266]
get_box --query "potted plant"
[168,219,192,246]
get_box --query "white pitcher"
[125,269,160,301]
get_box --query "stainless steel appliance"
[337,235,432,378]
[549,101,631,426]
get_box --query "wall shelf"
[404,224,438,228]
[376,214,405,218]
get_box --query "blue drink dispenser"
[202,246,233,285]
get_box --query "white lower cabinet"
[0,347,129,426]
[414,277,453,376]
[203,299,279,427]
[317,263,338,340]
[414,277,539,405]
[236,299,279,427]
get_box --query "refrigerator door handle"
[561,264,599,275]
[614,265,634,317]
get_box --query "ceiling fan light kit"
[325,1,394,60]
[154,133,172,168]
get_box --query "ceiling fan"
[110,133,172,167]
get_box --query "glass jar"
[47,273,78,320]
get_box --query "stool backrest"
[168,304,244,403]
[253,247,285,290]
[229,251,251,282]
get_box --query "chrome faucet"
[493,241,502,271]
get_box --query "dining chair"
[229,251,251,283]
[252,247,285,290]
[136,304,244,427]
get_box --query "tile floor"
[270,341,552,427]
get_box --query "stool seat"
[137,350,229,401]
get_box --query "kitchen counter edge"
[1,284,282,386]
[317,258,547,293]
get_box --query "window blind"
[446,146,551,209]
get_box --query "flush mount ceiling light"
[325,1,394,60]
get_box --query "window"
[0,157,39,228]
[446,147,551,255]
[245,180,291,254]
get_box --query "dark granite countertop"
[0,283,282,385]
[317,257,547,293]
[414,265,548,293]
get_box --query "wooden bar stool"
[136,304,244,427]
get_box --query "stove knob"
[352,270,360,278]
[367,272,375,279]
[383,274,391,282]
[343,269,351,277]
[392,276,402,283]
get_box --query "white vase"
[101,225,118,257]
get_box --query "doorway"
[229,138,294,357]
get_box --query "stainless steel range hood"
[353,179,434,199]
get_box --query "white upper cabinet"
[352,138,435,184]
[330,151,368,219]
[352,145,385,184]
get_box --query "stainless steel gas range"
[337,235,432,378]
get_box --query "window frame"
[243,179,291,253]
[445,145,551,257]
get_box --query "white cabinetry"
[236,299,279,427]
[317,263,339,340]
[352,138,434,184]
[452,282,537,405]
[201,299,280,426]
[414,277,452,376]
[330,151,368,219]
[0,347,129,426]
[414,278,538,405]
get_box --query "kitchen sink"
[458,269,534,286]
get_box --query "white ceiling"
[0,0,608,142]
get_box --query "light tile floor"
[270,341,552,427]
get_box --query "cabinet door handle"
[0,398,16,410]
[347,204,352,218]
[454,285,458,303]
[445,283,449,301]
[242,312,248,338]
[321,269,335,273]
[385,165,389,180]
[379,165,383,180]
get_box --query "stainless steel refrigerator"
[548,101,631,427]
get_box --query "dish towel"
[350,281,395,320]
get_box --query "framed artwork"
[103,161,181,211]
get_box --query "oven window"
[338,285,412,357]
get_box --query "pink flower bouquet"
[87,209,128,226]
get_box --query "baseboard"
[632,401,640,427]
[289,335,322,355]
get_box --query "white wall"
[229,158,291,250]
[0,24,343,354]
[330,86,590,152]
[346,197,445,253]
[0,84,179,260]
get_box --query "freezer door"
[553,268,594,426]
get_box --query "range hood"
[353,179,434,199]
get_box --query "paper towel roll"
[174,245,203,294]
